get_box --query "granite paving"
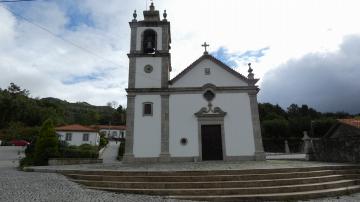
[0,167,190,202]
[100,140,121,164]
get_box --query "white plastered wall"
[136,27,163,51]
[135,57,162,88]
[171,59,248,87]
[99,129,126,138]
[169,93,255,157]
[133,95,161,157]
[57,131,99,146]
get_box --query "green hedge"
[60,144,99,159]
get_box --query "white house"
[123,3,265,163]
[93,125,126,139]
[56,124,100,146]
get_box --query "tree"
[7,82,29,97]
[261,119,290,139]
[33,119,59,165]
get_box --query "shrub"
[19,156,34,168]
[99,134,108,149]
[118,140,125,160]
[60,144,99,159]
[33,119,59,165]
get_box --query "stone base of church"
[254,151,266,161]
[122,154,265,163]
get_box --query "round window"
[180,138,188,146]
[203,90,215,101]
[144,65,153,73]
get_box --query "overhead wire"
[0,0,37,3]
[1,4,165,83]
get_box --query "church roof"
[169,54,255,85]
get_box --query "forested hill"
[0,83,126,141]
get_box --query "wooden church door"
[201,125,223,160]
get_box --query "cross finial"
[201,42,210,54]
[149,0,155,11]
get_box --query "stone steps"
[63,166,360,201]
[170,185,360,201]
[86,180,356,195]
[62,165,360,176]
[65,170,360,182]
[71,175,348,189]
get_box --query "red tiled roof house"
[92,125,126,139]
[55,124,100,146]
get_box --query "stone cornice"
[127,52,170,58]
[129,21,170,28]
[126,86,259,94]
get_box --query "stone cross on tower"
[201,42,209,54]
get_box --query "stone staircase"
[63,166,360,201]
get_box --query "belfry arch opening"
[142,29,157,54]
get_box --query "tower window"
[143,102,153,116]
[142,29,157,54]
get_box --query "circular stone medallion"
[144,65,153,73]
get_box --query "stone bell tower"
[124,2,171,162]
[127,2,171,89]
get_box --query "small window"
[204,68,211,75]
[143,102,153,116]
[83,133,89,141]
[65,133,72,141]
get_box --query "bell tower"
[127,2,171,89]
[124,2,171,162]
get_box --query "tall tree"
[33,119,59,165]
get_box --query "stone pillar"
[161,57,170,88]
[285,140,290,154]
[248,92,266,160]
[123,95,135,162]
[159,94,170,161]
[302,131,314,161]
[130,26,137,52]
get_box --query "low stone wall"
[48,158,103,166]
[312,138,360,162]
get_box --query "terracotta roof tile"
[55,124,98,132]
[92,125,127,130]
[338,119,360,129]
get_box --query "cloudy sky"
[0,0,359,113]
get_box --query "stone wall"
[312,124,360,162]
[48,158,102,166]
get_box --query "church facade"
[123,3,265,163]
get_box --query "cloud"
[1,0,360,109]
[0,2,128,107]
[259,35,360,114]
[211,46,269,69]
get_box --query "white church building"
[123,3,265,162]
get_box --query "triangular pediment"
[170,54,255,88]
